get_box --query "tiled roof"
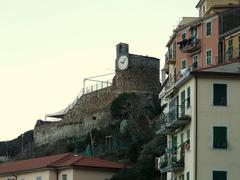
[0,153,125,175]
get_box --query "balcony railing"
[157,99,191,135]
[225,48,240,61]
[158,147,185,173]
[178,38,201,53]
[165,51,176,64]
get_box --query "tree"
[111,93,162,135]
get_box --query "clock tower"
[114,42,161,95]
[116,43,129,58]
[116,43,130,71]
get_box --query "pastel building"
[158,0,240,180]
[0,153,124,180]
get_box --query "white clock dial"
[118,55,129,70]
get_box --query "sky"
[0,0,199,141]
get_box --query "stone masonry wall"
[34,53,161,146]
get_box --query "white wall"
[197,77,240,180]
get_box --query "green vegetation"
[1,92,166,180]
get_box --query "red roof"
[0,153,125,175]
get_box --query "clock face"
[118,55,129,70]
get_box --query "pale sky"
[0,0,198,141]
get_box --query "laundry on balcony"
[177,38,201,53]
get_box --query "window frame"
[206,49,212,65]
[206,20,212,36]
[213,83,227,106]
[187,87,191,108]
[36,177,42,180]
[192,55,198,69]
[213,127,227,149]
[62,174,67,180]
[181,32,186,41]
[186,172,190,180]
[181,59,187,69]
[212,170,227,180]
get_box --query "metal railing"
[178,38,201,53]
[159,149,184,172]
[66,79,113,112]
[46,79,113,118]
[157,97,191,133]
[165,51,176,62]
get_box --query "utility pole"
[21,134,24,153]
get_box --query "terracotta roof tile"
[73,156,125,169]
[0,153,71,175]
[0,153,124,175]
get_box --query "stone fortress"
[34,43,161,146]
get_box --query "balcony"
[178,38,201,53]
[157,100,191,135]
[225,48,240,62]
[158,147,184,173]
[165,51,176,64]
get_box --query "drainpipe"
[13,174,17,180]
[57,169,59,180]
[194,77,198,180]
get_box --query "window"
[62,174,67,180]
[187,129,190,140]
[187,87,190,108]
[181,59,187,69]
[172,136,177,149]
[181,90,186,115]
[181,133,184,144]
[191,28,197,39]
[193,55,198,69]
[36,177,41,180]
[213,127,227,149]
[186,172,190,180]
[213,171,227,180]
[206,49,212,64]
[228,39,233,59]
[213,84,227,106]
[182,32,186,41]
[206,21,212,36]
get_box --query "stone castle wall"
[34,50,161,146]
[34,86,118,146]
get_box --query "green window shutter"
[213,84,227,106]
[213,127,227,149]
[187,87,190,108]
[207,50,212,64]
[182,32,186,40]
[206,21,212,36]
[213,171,227,180]
[181,90,185,115]
[172,136,177,148]
[186,172,190,180]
